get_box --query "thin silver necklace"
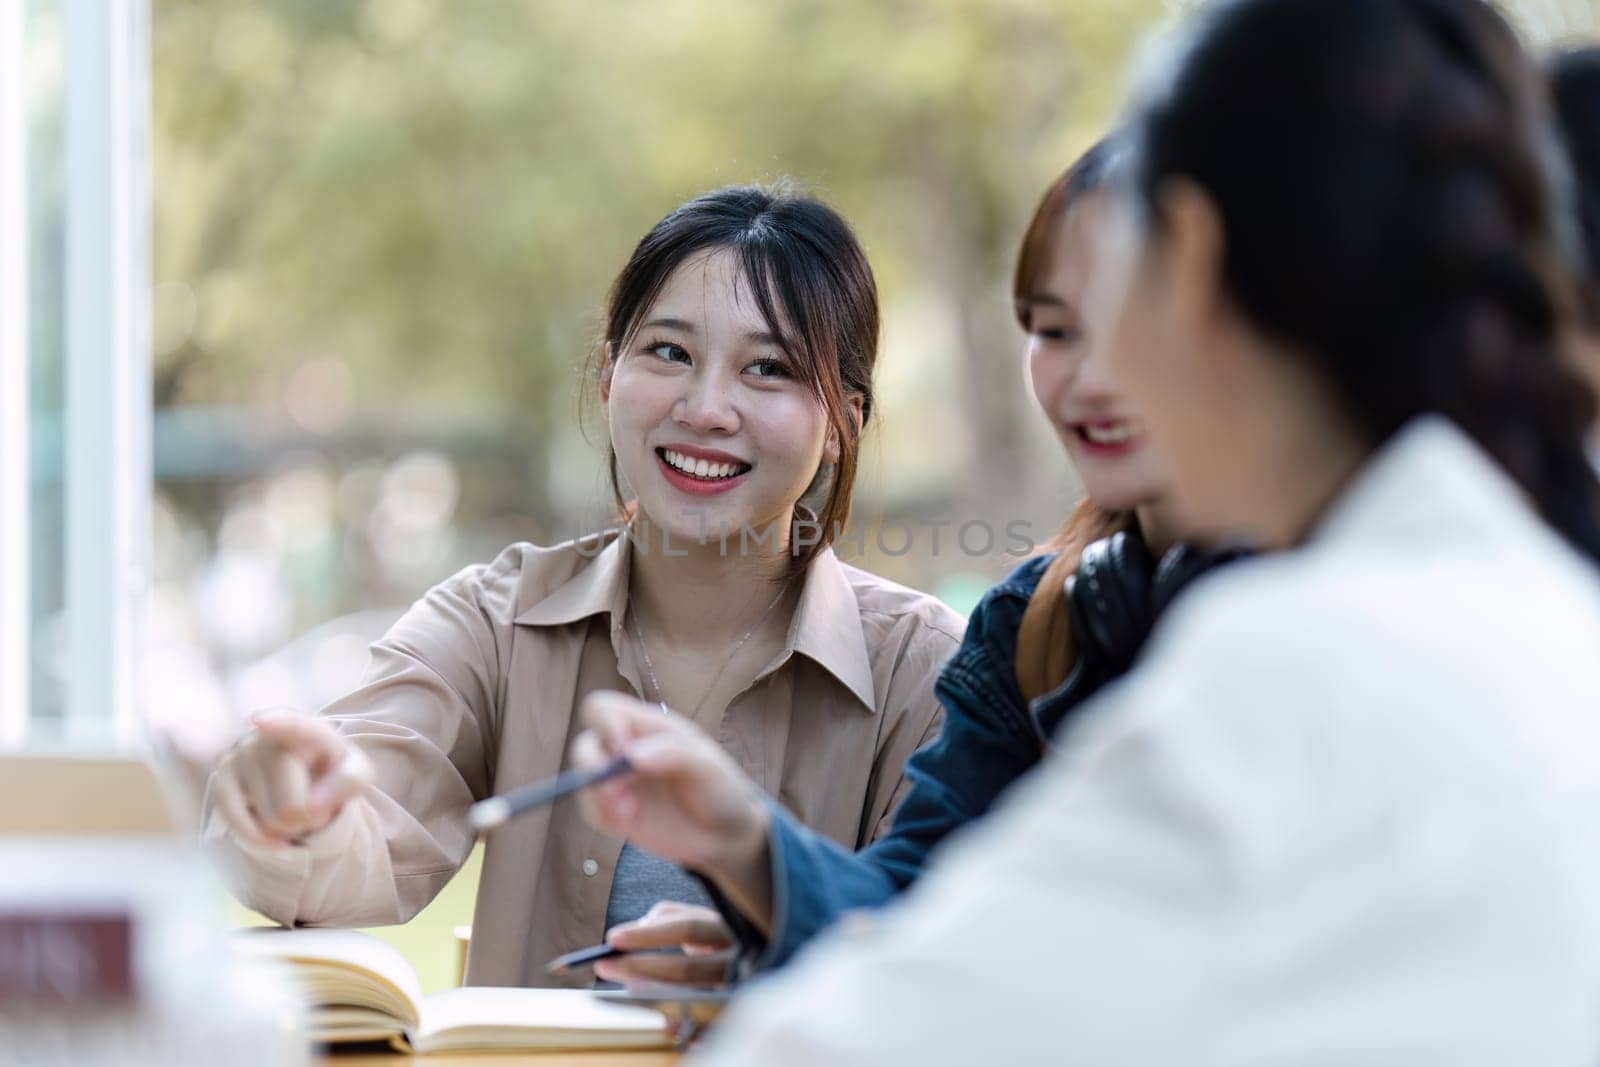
[628,585,788,717]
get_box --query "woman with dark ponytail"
[1110,0,1600,559]
[693,2,1600,1062]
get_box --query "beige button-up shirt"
[204,530,964,988]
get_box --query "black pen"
[545,942,626,975]
[545,942,686,976]
[468,754,632,832]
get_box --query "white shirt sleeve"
[689,581,1600,1067]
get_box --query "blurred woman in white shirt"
[689,1,1600,1063]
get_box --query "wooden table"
[319,1051,679,1066]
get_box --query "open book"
[231,928,670,1054]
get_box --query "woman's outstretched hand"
[571,690,775,930]
[208,709,373,848]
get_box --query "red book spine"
[0,913,135,1006]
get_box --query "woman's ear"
[824,394,866,464]
[598,341,617,408]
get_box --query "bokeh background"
[145,0,1165,733]
[12,0,1585,742]
[18,0,1600,989]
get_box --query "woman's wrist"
[705,792,776,932]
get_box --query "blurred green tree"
[153,0,1164,587]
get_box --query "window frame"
[2,0,29,748]
[3,0,152,750]
[61,0,152,748]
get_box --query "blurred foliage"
[154,0,1155,398]
[150,0,1599,610]
[152,0,1169,594]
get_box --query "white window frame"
[2,0,153,749]
[62,0,151,748]
[2,0,29,747]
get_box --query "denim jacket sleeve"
[722,555,1055,972]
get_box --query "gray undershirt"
[603,842,713,933]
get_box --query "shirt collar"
[786,548,877,714]
[1311,414,1534,550]
[512,530,631,633]
[513,532,877,714]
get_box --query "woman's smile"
[1069,417,1144,457]
[655,444,754,497]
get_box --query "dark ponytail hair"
[1549,46,1600,330]
[1128,0,1600,560]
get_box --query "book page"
[230,928,423,1031]
[305,1006,409,1044]
[413,986,670,1053]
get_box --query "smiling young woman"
[563,140,1244,989]
[199,184,965,989]
[594,186,874,579]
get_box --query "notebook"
[231,928,672,1054]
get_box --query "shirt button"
[582,859,599,877]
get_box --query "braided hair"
[1129,0,1600,560]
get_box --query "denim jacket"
[713,553,1076,970]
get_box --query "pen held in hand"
[545,942,687,976]
[545,941,626,975]
[468,754,632,833]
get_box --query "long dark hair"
[591,183,879,580]
[1550,45,1600,330]
[1128,0,1600,560]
